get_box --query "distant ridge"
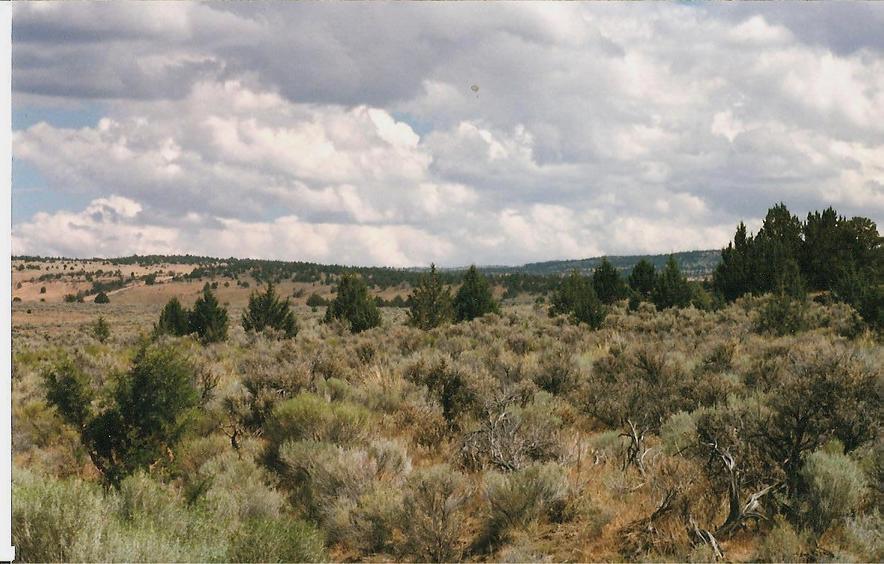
[481,249,721,278]
[14,249,723,278]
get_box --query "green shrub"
[533,347,577,395]
[228,517,326,563]
[756,293,808,336]
[800,447,867,536]
[265,393,371,454]
[94,291,110,304]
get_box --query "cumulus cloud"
[11,2,884,265]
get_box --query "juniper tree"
[324,273,381,333]
[652,255,692,310]
[549,269,606,329]
[94,291,110,304]
[628,259,656,300]
[407,263,453,330]
[154,297,191,337]
[242,281,298,338]
[43,343,199,487]
[453,265,499,322]
[189,284,229,343]
[592,257,627,305]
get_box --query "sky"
[10,2,884,267]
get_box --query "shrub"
[12,469,107,562]
[91,315,110,343]
[549,270,606,329]
[39,286,46,294]
[660,411,697,456]
[94,291,110,304]
[532,347,577,395]
[242,281,298,338]
[756,293,808,336]
[324,273,381,333]
[453,265,499,322]
[482,463,568,546]
[754,516,805,562]
[228,517,326,563]
[265,393,371,454]
[408,264,453,330]
[401,464,469,562]
[799,447,867,536]
[189,284,229,343]
[154,297,190,337]
[306,292,327,307]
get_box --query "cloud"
[11,3,884,265]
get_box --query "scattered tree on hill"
[94,292,110,304]
[453,265,499,322]
[154,297,191,337]
[652,256,692,310]
[91,316,110,343]
[43,343,199,487]
[189,284,229,343]
[549,270,606,329]
[628,259,656,300]
[324,273,381,333]
[407,264,453,330]
[592,257,628,305]
[242,281,298,338]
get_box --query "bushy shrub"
[94,291,110,304]
[401,464,469,562]
[482,463,568,547]
[756,293,808,336]
[532,347,577,395]
[265,393,372,456]
[754,516,806,562]
[228,517,326,563]
[13,469,107,562]
[799,447,867,536]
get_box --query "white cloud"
[11,3,884,265]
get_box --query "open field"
[11,292,883,562]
